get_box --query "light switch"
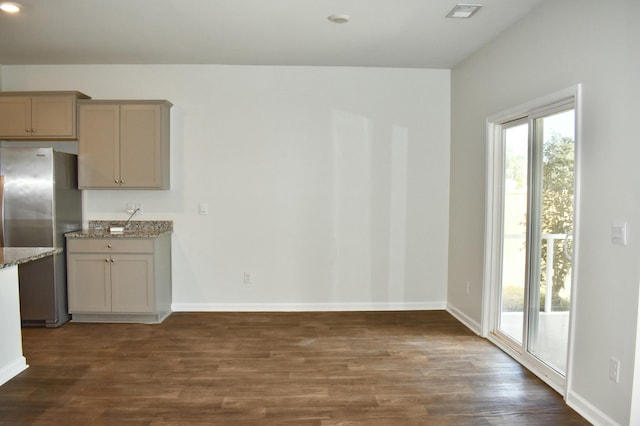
[199,203,209,215]
[611,221,628,246]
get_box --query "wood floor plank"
[0,311,588,425]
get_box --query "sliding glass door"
[492,101,576,388]
[499,119,528,346]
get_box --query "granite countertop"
[65,220,173,239]
[0,247,62,269]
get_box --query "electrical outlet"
[125,202,135,214]
[243,273,252,284]
[609,357,620,383]
[134,203,143,214]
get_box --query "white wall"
[448,0,640,424]
[0,65,450,311]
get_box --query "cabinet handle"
[107,244,112,248]
[120,180,125,184]
[25,128,30,133]
[114,179,119,184]
[111,259,115,263]
[105,258,109,262]
[31,129,36,133]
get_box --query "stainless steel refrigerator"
[0,147,82,327]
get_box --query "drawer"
[67,238,154,254]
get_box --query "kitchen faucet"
[109,207,140,233]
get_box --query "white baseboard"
[566,389,620,426]
[446,302,482,335]
[0,357,27,387]
[172,301,447,312]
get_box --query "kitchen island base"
[0,266,27,386]
[0,247,61,387]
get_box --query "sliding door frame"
[481,85,582,396]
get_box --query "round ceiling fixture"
[0,2,22,13]
[328,14,350,24]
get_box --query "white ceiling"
[0,0,545,68]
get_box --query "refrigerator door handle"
[0,175,4,247]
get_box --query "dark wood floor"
[0,311,588,425]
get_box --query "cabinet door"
[31,95,75,138]
[67,254,112,313]
[110,254,154,313]
[78,103,121,189]
[119,104,163,188]
[0,96,31,137]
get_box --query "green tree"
[540,133,574,310]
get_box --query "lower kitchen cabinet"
[66,234,171,323]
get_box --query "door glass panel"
[499,122,529,345]
[527,109,575,375]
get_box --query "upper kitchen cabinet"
[78,100,172,189]
[0,91,90,140]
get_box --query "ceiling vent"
[446,4,482,19]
